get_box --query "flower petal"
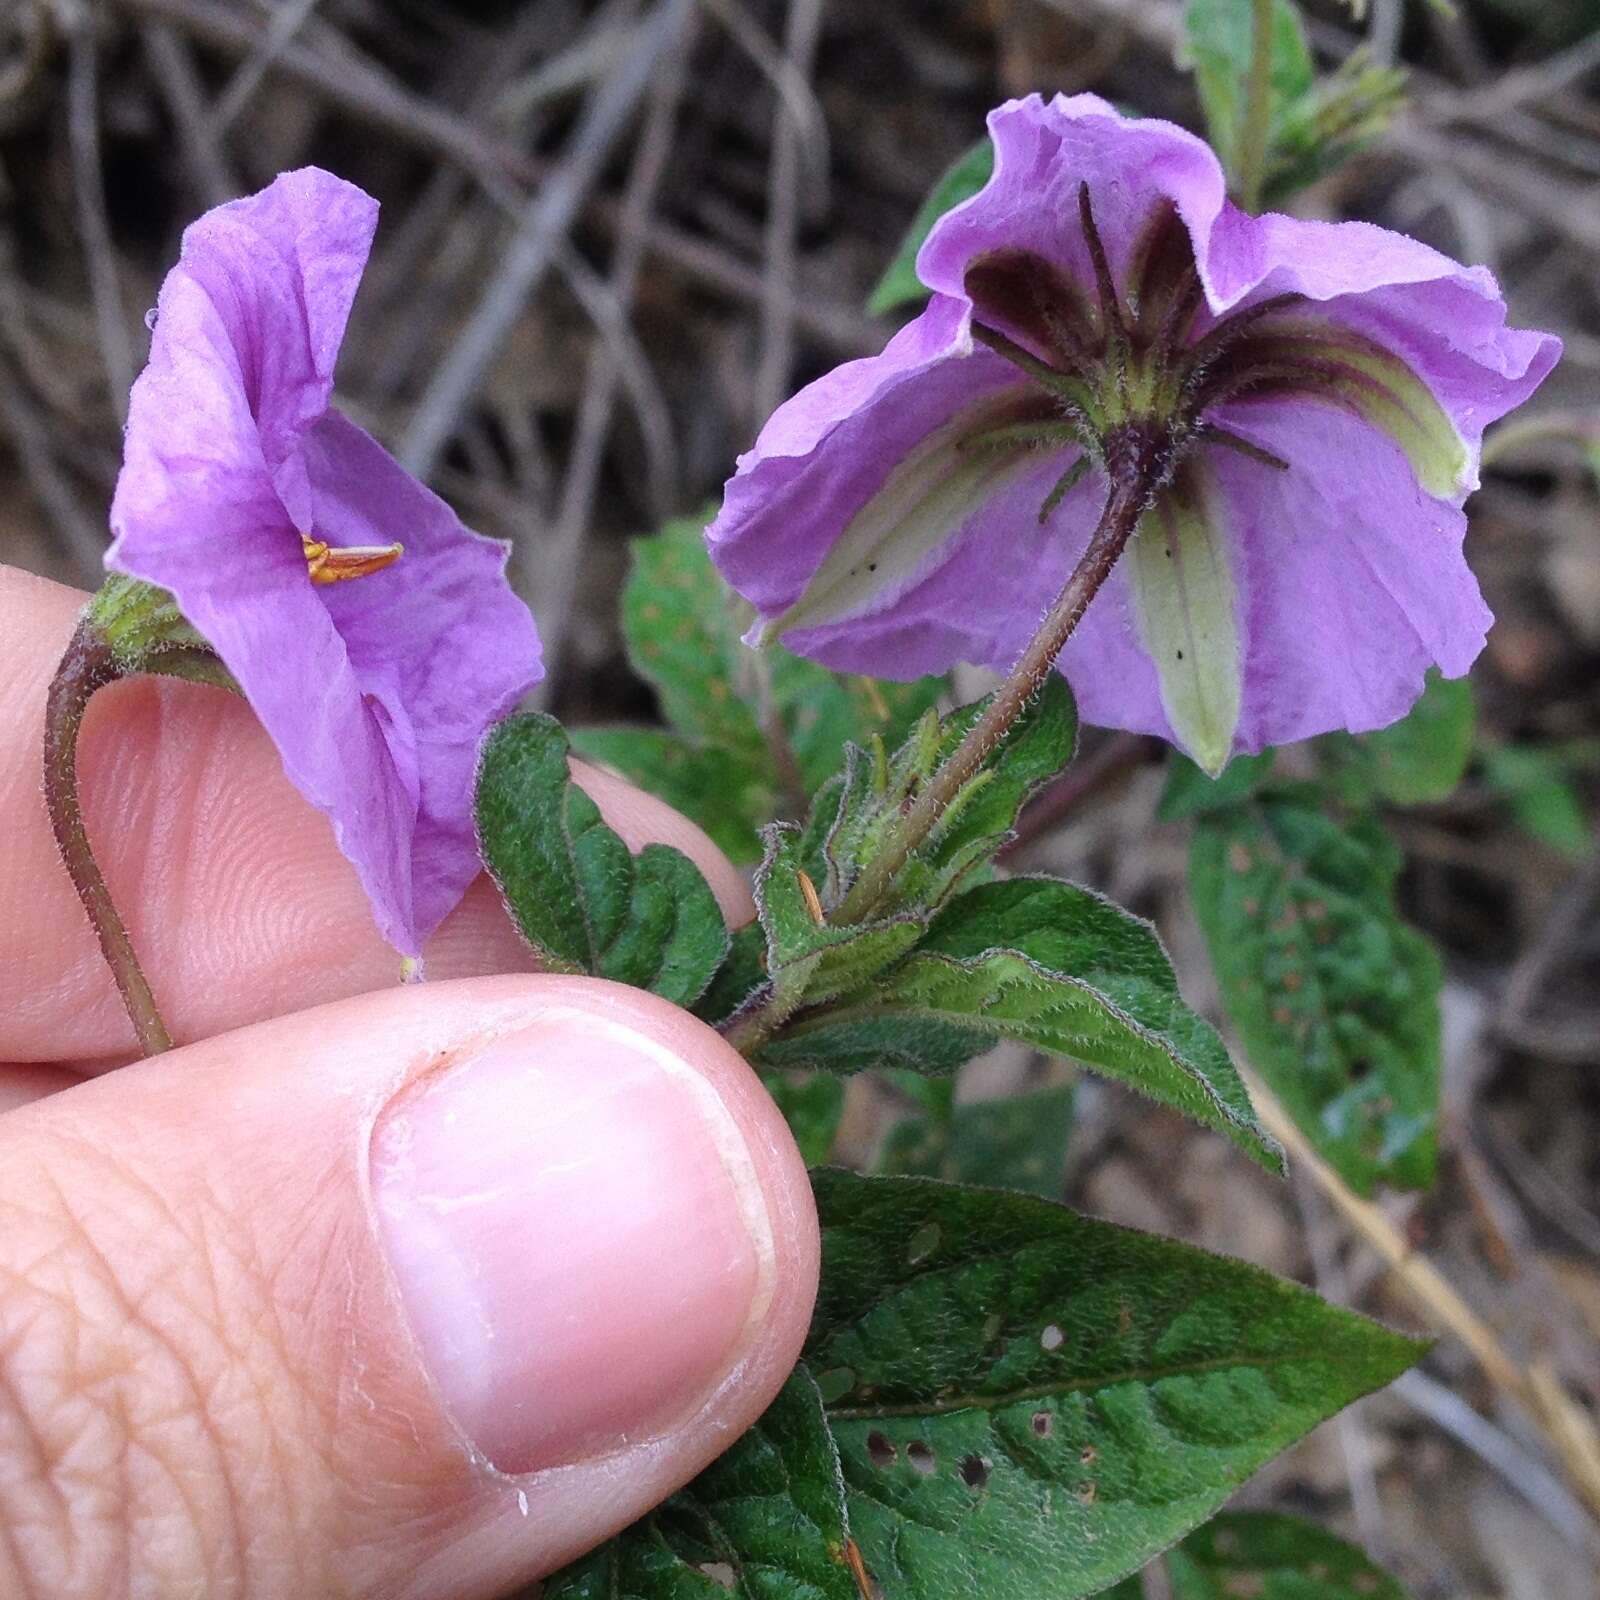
[1206,400,1492,752]
[303,412,543,948]
[1200,209,1561,490]
[708,296,1078,676]
[1201,316,1469,498]
[1127,459,1243,775]
[917,94,1227,313]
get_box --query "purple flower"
[708,94,1559,772]
[107,168,542,957]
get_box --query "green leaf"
[1320,670,1476,807]
[1182,0,1314,174]
[756,825,929,1009]
[593,513,945,859]
[808,1171,1425,1600]
[570,726,767,864]
[881,1084,1076,1197]
[761,1071,847,1165]
[766,877,1278,1172]
[868,137,995,316]
[543,1370,856,1600]
[1166,1512,1412,1599]
[1190,790,1440,1194]
[818,676,1078,915]
[476,714,729,1007]
[1159,749,1276,822]
[1480,744,1594,858]
[1181,0,1405,206]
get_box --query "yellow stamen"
[301,534,404,585]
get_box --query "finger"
[0,974,818,1600]
[0,567,753,1062]
[0,1064,80,1115]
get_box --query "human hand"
[0,565,819,1600]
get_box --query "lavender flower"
[708,94,1559,772]
[107,169,542,957]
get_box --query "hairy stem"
[43,620,175,1056]
[832,472,1151,927]
[1237,0,1276,213]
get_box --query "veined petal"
[1128,459,1242,775]
[1209,401,1491,753]
[304,412,542,948]
[760,389,1069,641]
[918,93,1226,310]
[1204,317,1469,498]
[1200,211,1561,480]
[709,295,1075,678]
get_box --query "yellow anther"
[301,534,404,585]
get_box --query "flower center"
[963,186,1299,515]
[301,534,405,586]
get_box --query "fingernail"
[370,1009,773,1474]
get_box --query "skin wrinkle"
[0,1135,362,1598]
[40,1158,239,1596]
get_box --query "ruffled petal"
[1206,401,1492,753]
[708,295,1086,677]
[303,412,543,948]
[918,94,1228,310]
[1199,208,1560,494]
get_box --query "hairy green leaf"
[476,714,728,1007]
[881,1083,1076,1197]
[1166,1512,1411,1598]
[1190,790,1440,1193]
[589,513,942,862]
[774,877,1280,1172]
[868,137,995,316]
[757,826,928,1009]
[542,1370,855,1600]
[570,726,769,864]
[809,1172,1425,1600]
[817,676,1077,915]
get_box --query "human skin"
[0,565,818,1600]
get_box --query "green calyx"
[86,574,237,692]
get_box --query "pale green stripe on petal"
[763,388,1065,641]
[1247,319,1471,499]
[1129,460,1242,777]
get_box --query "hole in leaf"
[1213,1530,1240,1556]
[866,1431,897,1468]
[1031,1410,1053,1437]
[1080,1444,1098,1466]
[906,1222,941,1265]
[1076,1480,1097,1505]
[1040,1323,1065,1351]
[906,1441,936,1475]
[697,1563,738,1591]
[959,1453,990,1489]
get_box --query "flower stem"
[44,619,174,1056]
[832,473,1151,928]
[1237,0,1276,213]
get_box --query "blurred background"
[1,1,1598,1594]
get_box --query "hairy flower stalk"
[42,579,237,1055]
